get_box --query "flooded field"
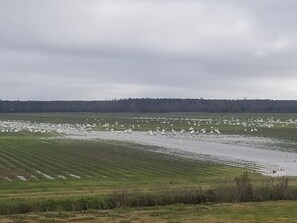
[70,131,297,177]
[2,113,297,217]
[1,113,297,177]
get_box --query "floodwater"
[1,119,297,176]
[69,131,297,176]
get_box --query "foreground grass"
[2,201,297,223]
[1,171,297,215]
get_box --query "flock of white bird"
[91,116,297,138]
[0,116,297,137]
[0,120,90,135]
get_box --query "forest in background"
[0,99,297,113]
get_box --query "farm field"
[0,136,242,199]
[0,113,297,219]
[1,112,297,141]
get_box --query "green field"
[1,113,297,220]
[0,135,243,198]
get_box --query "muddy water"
[69,131,297,176]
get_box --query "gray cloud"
[0,0,297,100]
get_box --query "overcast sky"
[1,0,297,100]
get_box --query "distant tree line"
[0,98,297,113]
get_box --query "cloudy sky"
[1,0,297,100]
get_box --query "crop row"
[0,135,237,182]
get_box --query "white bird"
[214,129,221,134]
[172,129,177,135]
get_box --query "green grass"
[0,134,245,201]
[0,135,238,180]
[2,201,297,222]
[1,172,297,215]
